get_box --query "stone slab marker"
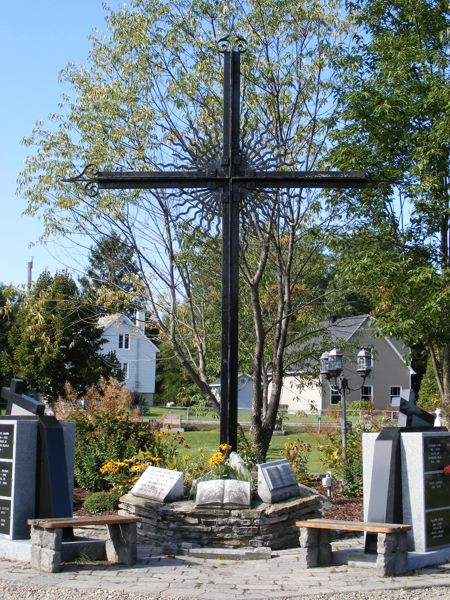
[131,465,184,502]
[257,459,300,503]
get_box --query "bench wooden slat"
[295,519,411,534]
[27,515,141,529]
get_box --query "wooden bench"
[295,519,411,576]
[28,514,141,572]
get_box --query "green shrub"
[83,490,121,514]
[339,465,364,497]
[284,439,312,484]
[347,400,370,412]
[319,425,371,497]
[418,358,442,409]
[56,378,157,491]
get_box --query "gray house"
[279,315,414,412]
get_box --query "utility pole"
[27,257,33,296]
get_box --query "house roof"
[327,315,370,343]
[98,313,159,353]
[325,314,413,369]
[210,373,252,388]
[98,314,124,329]
[285,314,412,374]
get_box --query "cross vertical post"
[220,50,241,449]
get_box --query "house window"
[118,334,130,349]
[121,362,129,379]
[360,385,373,402]
[330,386,341,405]
[390,386,402,405]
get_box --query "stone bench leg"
[106,522,137,565]
[30,526,62,573]
[376,531,408,577]
[298,528,332,568]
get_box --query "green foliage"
[154,341,187,405]
[56,377,157,491]
[348,400,370,412]
[418,357,442,409]
[319,426,367,497]
[0,285,23,390]
[284,439,312,484]
[79,232,141,317]
[83,490,121,514]
[339,464,363,498]
[329,0,449,406]
[1,271,122,402]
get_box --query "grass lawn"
[145,406,363,426]
[182,428,323,474]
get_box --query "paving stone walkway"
[0,542,449,599]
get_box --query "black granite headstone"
[36,417,72,518]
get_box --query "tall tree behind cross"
[69,38,368,451]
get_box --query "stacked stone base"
[119,493,322,550]
[30,522,137,573]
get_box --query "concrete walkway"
[0,541,449,600]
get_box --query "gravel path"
[0,583,449,600]
[0,539,449,600]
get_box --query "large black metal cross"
[70,40,368,451]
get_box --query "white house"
[98,311,159,405]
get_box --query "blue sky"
[0,1,122,288]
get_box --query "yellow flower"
[219,443,232,452]
[208,451,225,466]
[183,455,191,461]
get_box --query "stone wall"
[119,493,322,550]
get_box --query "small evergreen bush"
[83,490,121,513]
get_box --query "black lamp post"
[320,347,372,461]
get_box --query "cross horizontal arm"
[96,170,369,191]
[97,170,217,190]
[237,170,369,189]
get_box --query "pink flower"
[443,465,450,476]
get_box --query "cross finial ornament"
[65,43,370,451]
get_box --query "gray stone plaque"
[400,431,450,552]
[195,479,251,508]
[0,462,12,497]
[257,459,300,503]
[426,509,450,549]
[131,465,184,502]
[425,473,450,511]
[0,500,11,535]
[424,437,449,472]
[0,425,14,460]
